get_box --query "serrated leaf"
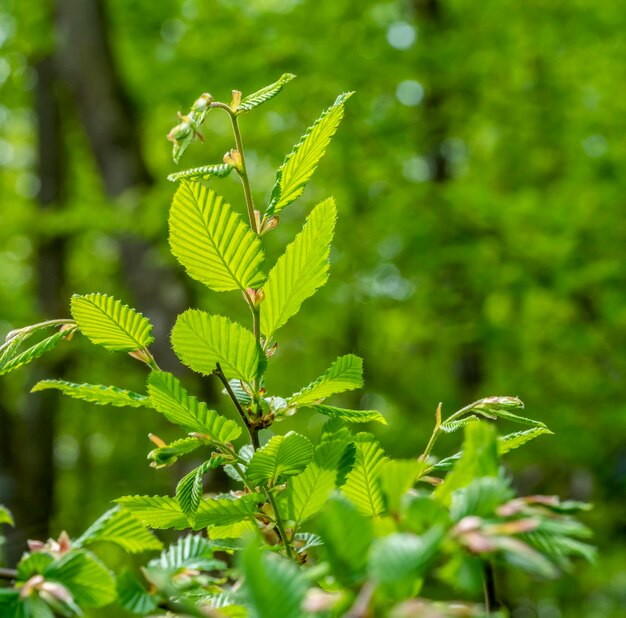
[0,505,14,526]
[308,404,386,425]
[208,520,257,541]
[45,550,116,608]
[117,494,259,530]
[31,380,147,408]
[267,92,353,216]
[169,182,265,291]
[176,461,213,525]
[288,354,364,406]
[261,198,337,341]
[240,541,308,618]
[75,506,163,553]
[440,415,480,433]
[237,73,296,114]
[172,310,264,384]
[0,328,74,375]
[498,426,554,455]
[434,422,499,506]
[116,570,158,615]
[280,438,352,526]
[378,459,424,514]
[317,494,373,585]
[18,552,54,580]
[471,396,546,428]
[148,535,224,574]
[148,436,202,468]
[167,163,234,183]
[247,432,314,486]
[148,371,241,441]
[71,293,153,352]
[342,433,389,516]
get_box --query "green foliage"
[237,73,296,114]
[0,327,75,375]
[31,379,147,407]
[167,162,234,183]
[261,198,337,341]
[169,181,265,291]
[70,293,153,352]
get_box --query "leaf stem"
[0,567,17,581]
[264,488,293,559]
[213,363,252,438]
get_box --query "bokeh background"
[1,0,625,616]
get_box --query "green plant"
[0,76,593,617]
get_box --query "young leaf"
[280,438,353,526]
[498,426,554,455]
[148,436,202,468]
[116,570,158,615]
[176,461,213,525]
[288,354,364,406]
[378,459,424,514]
[171,310,264,384]
[75,506,163,553]
[307,404,386,425]
[169,182,265,291]
[246,432,314,486]
[261,198,337,341]
[167,163,234,183]
[0,328,74,375]
[71,293,153,352]
[237,73,296,114]
[0,506,14,526]
[341,433,389,516]
[116,495,189,530]
[267,92,353,216]
[31,380,147,408]
[147,535,224,573]
[434,422,499,505]
[147,371,241,442]
[44,550,116,608]
[239,541,308,618]
[471,396,546,428]
[194,494,260,528]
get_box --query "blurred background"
[0,0,624,616]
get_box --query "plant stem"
[213,363,253,438]
[264,488,293,559]
[483,561,498,614]
[0,567,17,581]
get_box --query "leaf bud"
[265,342,278,358]
[246,287,265,308]
[192,93,213,113]
[230,89,242,111]
[148,433,166,448]
[223,148,243,171]
[260,215,279,235]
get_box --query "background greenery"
[0,0,624,616]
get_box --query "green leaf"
[288,354,364,406]
[75,506,163,553]
[45,550,116,608]
[176,461,213,525]
[267,92,353,216]
[148,436,202,468]
[498,426,554,454]
[0,505,14,526]
[117,494,259,530]
[71,293,153,352]
[317,494,374,585]
[18,552,54,580]
[0,328,74,376]
[172,310,264,384]
[280,438,352,526]
[341,433,389,516]
[261,198,337,341]
[116,570,158,615]
[31,380,147,408]
[240,542,308,618]
[378,459,424,514]
[440,415,481,433]
[471,396,546,428]
[434,422,499,506]
[368,528,443,599]
[147,535,224,574]
[169,182,265,292]
[450,476,514,521]
[247,432,314,486]
[148,371,241,441]
[237,73,296,114]
[167,163,234,183]
[307,404,386,425]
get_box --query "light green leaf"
[167,163,234,183]
[169,182,265,292]
[148,371,241,441]
[280,438,352,526]
[288,354,363,406]
[261,198,337,341]
[247,432,314,486]
[378,459,424,514]
[208,520,257,541]
[267,92,353,216]
[147,535,224,574]
[148,436,202,468]
[342,433,389,516]
[71,293,153,352]
[471,396,546,428]
[31,380,147,408]
[45,550,116,608]
[172,310,264,384]
[498,426,554,455]
[237,73,296,114]
[116,570,158,615]
[195,495,260,528]
[0,328,75,376]
[0,506,14,526]
[308,404,386,425]
[434,422,499,506]
[176,461,213,525]
[240,542,308,618]
[75,506,163,553]
[440,415,481,433]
